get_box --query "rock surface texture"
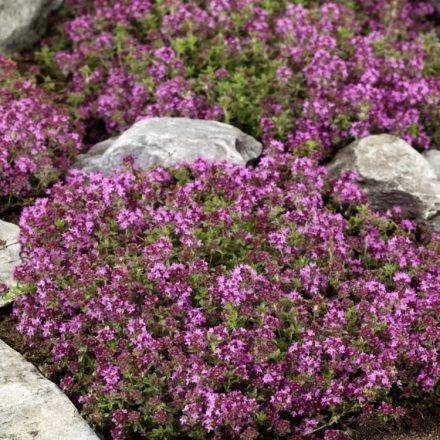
[0,340,98,440]
[328,135,440,232]
[0,0,63,53]
[423,150,440,180]
[0,220,21,307]
[73,117,262,174]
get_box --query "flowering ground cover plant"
[13,155,440,439]
[3,0,440,439]
[37,0,440,155]
[2,0,440,205]
[0,56,81,210]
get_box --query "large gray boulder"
[73,118,262,174]
[0,220,21,307]
[328,135,440,232]
[0,0,63,53]
[0,340,98,440]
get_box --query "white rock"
[73,117,262,174]
[0,0,63,53]
[0,220,21,307]
[423,149,440,180]
[0,340,98,440]
[328,135,440,231]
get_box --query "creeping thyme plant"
[5,0,440,438]
[0,56,81,209]
[36,0,440,152]
[15,159,440,439]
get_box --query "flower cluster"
[37,0,440,153]
[0,56,82,207]
[14,155,440,438]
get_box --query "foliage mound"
[0,56,81,209]
[2,0,440,203]
[37,0,440,153]
[14,156,440,439]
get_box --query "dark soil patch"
[81,117,109,148]
[0,207,22,225]
[355,406,440,440]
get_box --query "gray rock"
[73,118,262,174]
[423,150,440,180]
[0,220,21,307]
[328,135,440,232]
[0,0,63,53]
[0,340,98,440]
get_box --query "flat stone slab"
[0,220,21,307]
[0,339,98,440]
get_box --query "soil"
[383,426,440,440]
[0,206,22,225]
[355,407,440,440]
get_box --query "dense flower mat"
[0,56,81,204]
[2,0,440,438]
[48,0,440,150]
[14,157,440,439]
[2,0,440,205]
